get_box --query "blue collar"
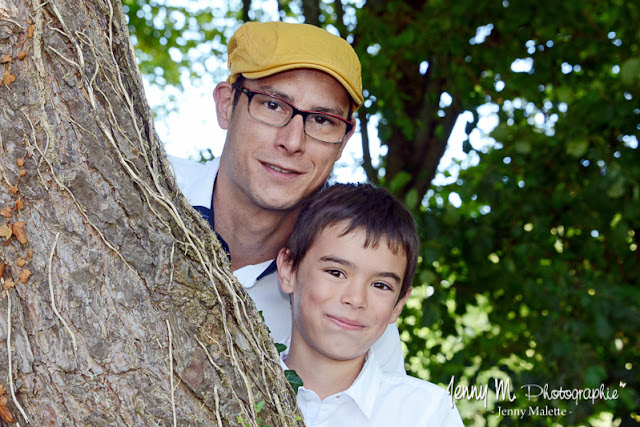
[193,204,230,256]
[192,204,277,279]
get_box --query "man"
[169,21,404,373]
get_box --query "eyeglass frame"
[234,84,355,144]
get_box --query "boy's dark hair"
[284,183,419,301]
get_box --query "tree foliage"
[124,0,639,425]
[399,2,639,425]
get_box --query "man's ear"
[389,286,412,324]
[213,82,235,130]
[276,248,295,294]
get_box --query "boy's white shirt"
[168,155,406,373]
[279,345,464,427]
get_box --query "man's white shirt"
[279,350,464,427]
[169,155,405,373]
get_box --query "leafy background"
[122,0,639,425]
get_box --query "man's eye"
[264,100,284,111]
[311,114,339,127]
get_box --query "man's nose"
[277,113,306,154]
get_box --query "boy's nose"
[341,283,367,309]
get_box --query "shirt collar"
[279,340,291,370]
[188,158,276,284]
[233,259,277,289]
[257,260,277,280]
[281,348,382,420]
[192,205,231,257]
[340,352,382,418]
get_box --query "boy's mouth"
[326,315,365,331]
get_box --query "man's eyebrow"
[256,85,294,103]
[310,105,346,117]
[256,85,347,117]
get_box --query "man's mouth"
[267,164,294,174]
[263,162,299,175]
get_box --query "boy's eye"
[325,269,345,278]
[372,282,392,291]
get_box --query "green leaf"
[595,313,613,340]
[255,400,265,413]
[405,188,419,210]
[514,140,531,154]
[419,269,437,285]
[442,204,461,225]
[566,139,589,157]
[607,177,626,199]
[389,171,412,194]
[556,86,573,102]
[491,123,511,142]
[284,370,304,394]
[422,247,440,265]
[620,58,640,86]
[420,300,442,328]
[274,343,287,354]
[584,365,607,388]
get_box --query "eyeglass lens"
[247,92,348,143]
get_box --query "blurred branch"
[242,0,251,22]
[359,112,379,185]
[333,0,347,36]
[301,0,320,26]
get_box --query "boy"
[276,183,464,426]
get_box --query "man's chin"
[253,192,306,213]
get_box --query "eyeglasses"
[236,85,354,144]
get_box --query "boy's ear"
[389,286,412,324]
[276,248,295,294]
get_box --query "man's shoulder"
[167,154,220,182]
[167,154,219,207]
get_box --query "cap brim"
[229,63,363,109]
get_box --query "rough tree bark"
[0,0,302,425]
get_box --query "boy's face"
[277,222,412,363]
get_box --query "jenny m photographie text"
[447,374,625,419]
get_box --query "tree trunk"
[0,0,301,425]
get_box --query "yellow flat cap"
[227,21,363,108]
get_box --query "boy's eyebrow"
[319,255,355,269]
[319,256,402,284]
[377,271,402,285]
